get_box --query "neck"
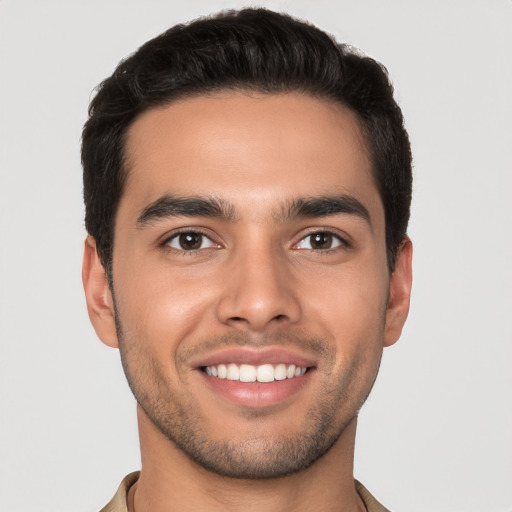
[129,406,366,512]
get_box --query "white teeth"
[226,363,239,380]
[217,364,227,379]
[239,364,256,382]
[204,363,308,383]
[274,363,287,381]
[257,364,275,383]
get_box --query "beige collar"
[101,472,391,512]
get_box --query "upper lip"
[190,347,317,369]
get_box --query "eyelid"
[160,227,222,250]
[292,228,352,250]
[157,226,351,252]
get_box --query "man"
[81,8,412,512]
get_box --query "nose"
[216,244,302,332]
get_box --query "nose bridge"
[216,235,301,330]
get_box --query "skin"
[83,92,412,512]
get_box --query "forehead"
[121,92,381,222]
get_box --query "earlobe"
[384,237,413,347]
[82,236,119,348]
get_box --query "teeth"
[204,363,308,383]
[257,364,275,383]
[226,363,239,380]
[217,364,227,379]
[239,364,256,382]
[274,363,287,381]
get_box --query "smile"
[195,348,316,407]
[204,363,308,382]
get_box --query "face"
[84,92,412,479]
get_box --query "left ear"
[384,237,413,347]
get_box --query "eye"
[165,231,218,251]
[295,231,345,250]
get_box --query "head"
[82,8,413,480]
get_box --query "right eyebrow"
[136,195,237,228]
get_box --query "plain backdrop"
[1,1,511,511]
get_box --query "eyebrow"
[136,193,371,228]
[136,195,237,227]
[280,194,371,225]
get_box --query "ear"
[82,236,119,348]
[384,237,413,347]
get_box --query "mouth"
[194,348,316,408]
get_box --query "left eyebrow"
[136,195,237,227]
[278,194,371,226]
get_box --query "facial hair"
[114,299,383,480]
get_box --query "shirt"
[100,472,391,512]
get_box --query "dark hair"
[82,8,412,274]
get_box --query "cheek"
[304,260,389,337]
[113,263,220,352]
[301,260,388,390]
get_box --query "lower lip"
[200,371,312,408]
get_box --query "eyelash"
[294,230,350,252]
[160,228,350,255]
[161,228,220,255]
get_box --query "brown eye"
[166,232,217,251]
[310,233,333,249]
[179,233,202,250]
[296,231,343,251]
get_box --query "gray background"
[1,1,511,511]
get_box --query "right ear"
[82,236,119,348]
